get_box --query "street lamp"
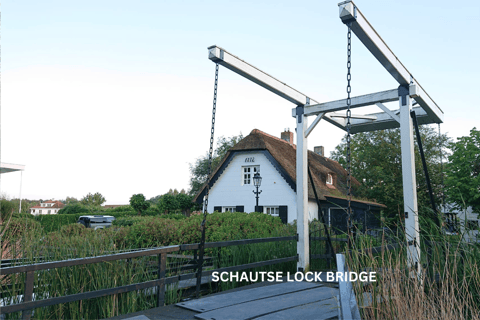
[252,172,262,212]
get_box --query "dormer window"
[326,174,333,185]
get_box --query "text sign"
[245,157,255,163]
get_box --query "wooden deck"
[107,279,339,320]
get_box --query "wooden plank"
[194,286,338,320]
[177,282,321,313]
[254,298,339,320]
[336,254,361,320]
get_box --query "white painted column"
[296,105,309,272]
[399,87,421,273]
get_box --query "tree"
[80,192,106,206]
[189,134,243,196]
[445,128,480,213]
[331,126,451,225]
[65,197,79,205]
[148,195,162,205]
[58,204,90,215]
[129,194,150,216]
[158,194,179,214]
[176,193,195,215]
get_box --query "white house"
[194,129,385,229]
[444,204,479,242]
[30,200,65,215]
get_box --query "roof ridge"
[251,129,296,147]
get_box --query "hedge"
[35,211,187,233]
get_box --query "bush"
[113,212,292,249]
[58,204,90,215]
[0,199,17,222]
[35,214,84,233]
[109,205,135,212]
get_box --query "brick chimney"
[281,129,294,144]
[314,146,324,156]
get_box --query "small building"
[444,204,479,242]
[30,200,65,215]
[194,129,385,230]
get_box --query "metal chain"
[203,63,219,217]
[346,24,353,237]
[196,63,219,297]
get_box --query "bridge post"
[296,104,309,272]
[399,85,421,274]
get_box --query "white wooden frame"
[207,1,444,273]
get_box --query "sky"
[1,0,479,204]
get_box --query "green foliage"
[158,193,178,213]
[176,193,195,213]
[189,133,243,196]
[58,203,90,215]
[80,192,106,206]
[113,212,293,249]
[129,194,150,216]
[331,126,451,226]
[110,205,135,212]
[35,214,84,233]
[445,127,480,213]
[65,196,79,205]
[0,199,16,221]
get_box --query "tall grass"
[345,223,480,320]
[1,216,297,319]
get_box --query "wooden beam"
[303,88,398,116]
[339,1,411,85]
[349,106,428,133]
[305,113,324,138]
[375,103,400,123]
[208,45,311,105]
[338,1,443,123]
[329,112,377,120]
[409,84,443,123]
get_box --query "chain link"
[203,63,219,221]
[346,24,353,236]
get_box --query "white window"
[326,174,333,185]
[264,206,279,217]
[242,166,260,185]
[48,210,51,214]
[222,207,236,213]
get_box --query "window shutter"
[254,206,263,213]
[213,206,222,212]
[236,206,244,213]
[279,206,288,224]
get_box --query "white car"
[77,215,115,230]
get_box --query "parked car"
[77,215,115,230]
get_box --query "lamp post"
[252,172,262,212]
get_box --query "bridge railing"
[0,236,296,319]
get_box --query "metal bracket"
[296,233,299,242]
[398,85,409,106]
[296,106,304,123]
[405,211,408,219]
[413,237,417,247]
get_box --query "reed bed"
[345,226,480,320]
[1,219,297,319]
